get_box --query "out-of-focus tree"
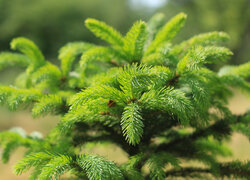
[0,0,143,58]
[0,0,249,64]
[159,0,250,64]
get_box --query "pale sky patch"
[129,0,167,9]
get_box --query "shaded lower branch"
[72,122,140,156]
[155,112,250,153]
[155,119,232,153]
[166,167,210,178]
[164,162,250,178]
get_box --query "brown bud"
[60,76,67,83]
[128,98,137,103]
[166,74,180,87]
[100,112,110,115]
[107,100,116,108]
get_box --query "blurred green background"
[0,0,249,179]
[0,0,249,64]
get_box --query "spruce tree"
[0,12,249,179]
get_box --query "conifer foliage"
[0,13,249,179]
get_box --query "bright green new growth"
[85,18,124,47]
[146,12,187,55]
[58,42,94,76]
[121,102,143,145]
[0,12,249,179]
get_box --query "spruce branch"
[145,13,165,49]
[58,42,94,76]
[123,20,147,62]
[0,12,249,180]
[172,31,230,58]
[146,13,187,55]
[163,161,250,178]
[0,52,29,71]
[10,37,45,72]
[121,102,144,145]
[155,119,233,153]
[85,18,124,47]
[32,94,64,117]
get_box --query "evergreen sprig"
[0,12,249,179]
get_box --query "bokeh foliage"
[0,0,142,58]
[159,0,250,65]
